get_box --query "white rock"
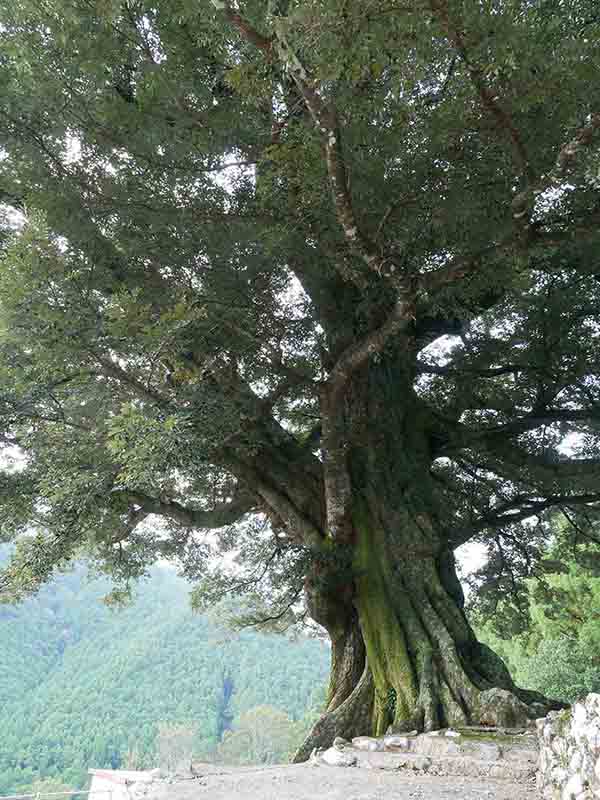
[352,736,384,751]
[551,766,568,785]
[538,695,600,800]
[569,750,583,774]
[489,764,510,780]
[553,737,568,757]
[445,729,461,738]
[586,721,600,748]
[383,735,410,751]
[573,703,588,734]
[544,723,555,742]
[320,746,357,767]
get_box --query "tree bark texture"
[293,357,559,760]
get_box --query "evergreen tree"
[0,0,599,757]
[474,516,600,703]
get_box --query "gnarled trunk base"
[293,500,563,762]
[293,664,374,763]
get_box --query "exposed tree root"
[293,505,564,762]
[292,665,374,763]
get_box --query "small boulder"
[320,746,358,767]
[411,755,432,772]
[352,736,385,751]
[383,735,411,751]
[478,688,532,729]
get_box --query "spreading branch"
[443,408,600,452]
[447,440,600,505]
[326,295,415,397]
[451,492,600,546]
[485,442,600,482]
[113,488,257,529]
[417,362,528,378]
[428,0,532,182]
[420,239,514,294]
[92,354,170,407]
[511,112,600,222]
[215,2,398,287]
[210,1,273,53]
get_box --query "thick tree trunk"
[294,508,557,760]
[352,497,555,735]
[293,556,375,762]
[294,497,560,760]
[293,359,561,761]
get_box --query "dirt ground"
[152,763,538,800]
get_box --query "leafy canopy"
[0,0,599,619]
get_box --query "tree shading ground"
[1,0,599,757]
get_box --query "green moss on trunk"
[349,496,556,736]
[353,504,418,733]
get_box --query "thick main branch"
[113,488,257,529]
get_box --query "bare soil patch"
[151,763,537,800]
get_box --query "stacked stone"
[537,694,600,800]
[310,728,537,781]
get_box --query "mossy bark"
[352,499,556,735]
[293,558,375,762]
[294,497,560,761]
[293,357,561,761]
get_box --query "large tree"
[1,0,599,757]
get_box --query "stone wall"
[537,694,600,800]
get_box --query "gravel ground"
[151,763,538,800]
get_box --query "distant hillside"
[0,552,328,794]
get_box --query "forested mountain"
[0,552,328,795]
[2,532,598,798]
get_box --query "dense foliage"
[474,526,600,703]
[1,0,600,744]
[215,705,312,765]
[0,550,327,795]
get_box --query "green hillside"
[0,554,328,794]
